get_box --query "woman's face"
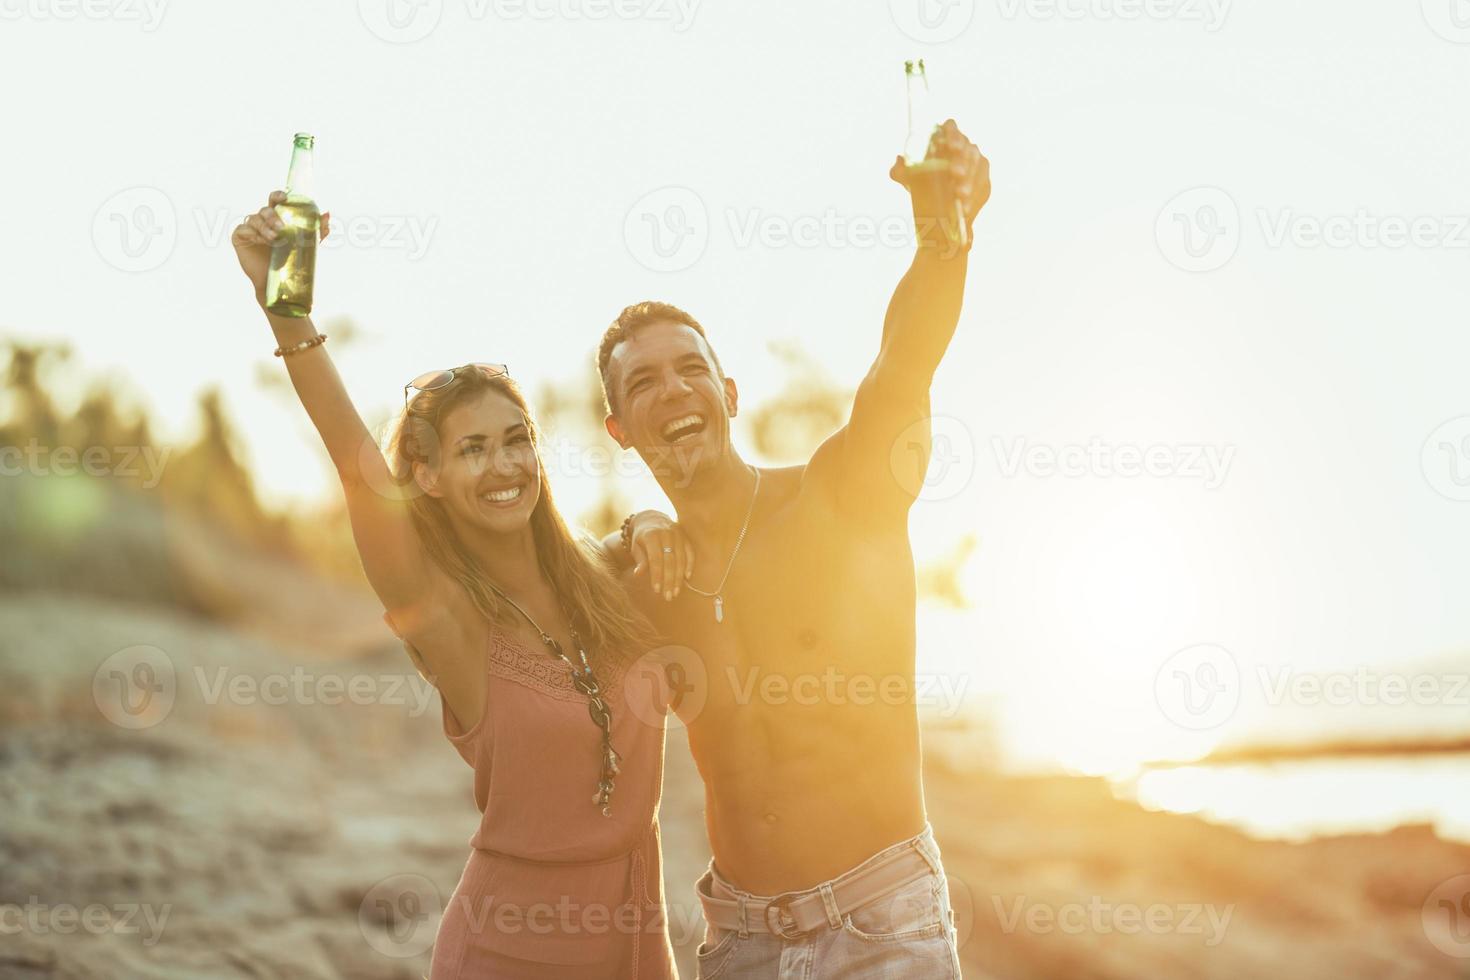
[421,388,541,536]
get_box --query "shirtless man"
[599,120,990,978]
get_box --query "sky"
[4,0,1470,772]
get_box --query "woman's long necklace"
[488,584,621,816]
[683,466,761,624]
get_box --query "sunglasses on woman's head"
[403,363,510,405]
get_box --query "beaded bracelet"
[619,513,637,554]
[274,334,328,358]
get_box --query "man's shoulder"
[756,461,908,543]
[758,463,807,499]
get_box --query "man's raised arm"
[807,120,991,517]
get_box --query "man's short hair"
[597,301,722,412]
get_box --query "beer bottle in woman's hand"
[263,133,321,316]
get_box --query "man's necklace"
[683,467,760,624]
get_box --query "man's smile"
[660,412,709,444]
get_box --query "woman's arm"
[231,192,456,633]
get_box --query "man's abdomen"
[693,699,927,895]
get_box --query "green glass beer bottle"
[903,60,967,251]
[264,133,321,317]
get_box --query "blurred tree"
[536,358,631,539]
[0,341,70,447]
[746,342,852,463]
[162,388,290,552]
[916,534,977,609]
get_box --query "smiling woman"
[383,364,652,662]
[224,191,685,976]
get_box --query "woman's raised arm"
[232,191,449,630]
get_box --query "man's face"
[604,321,738,486]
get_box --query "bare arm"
[807,121,991,517]
[232,192,455,633]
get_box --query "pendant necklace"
[683,466,760,624]
[488,583,621,816]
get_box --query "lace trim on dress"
[485,621,628,703]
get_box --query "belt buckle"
[764,894,803,940]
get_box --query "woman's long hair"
[384,366,654,667]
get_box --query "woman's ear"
[412,460,443,498]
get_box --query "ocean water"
[1118,754,1470,845]
[913,604,1470,845]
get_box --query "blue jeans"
[693,826,962,979]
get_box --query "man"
[600,120,990,978]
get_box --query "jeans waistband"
[697,824,944,938]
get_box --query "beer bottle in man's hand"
[903,60,967,250]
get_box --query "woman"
[232,192,688,978]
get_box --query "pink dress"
[416,620,677,979]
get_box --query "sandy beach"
[3,567,1467,979]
